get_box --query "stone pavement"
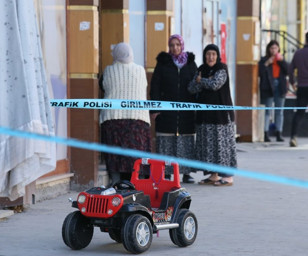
[0,137,307,256]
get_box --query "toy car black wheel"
[122,214,153,254]
[108,228,122,243]
[62,211,94,250]
[169,209,198,247]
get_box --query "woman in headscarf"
[150,34,197,183]
[100,42,151,183]
[188,44,237,186]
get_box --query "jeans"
[262,79,285,132]
[291,87,308,137]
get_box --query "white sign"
[154,22,164,31]
[80,21,90,31]
[243,33,251,41]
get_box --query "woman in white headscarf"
[100,42,151,183]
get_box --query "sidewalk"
[0,138,308,256]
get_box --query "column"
[67,0,99,189]
[100,0,129,70]
[146,0,174,151]
[146,0,174,71]
[236,0,260,142]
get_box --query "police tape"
[50,99,307,111]
[1,126,308,189]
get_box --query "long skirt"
[101,119,151,175]
[196,121,237,177]
[155,134,195,175]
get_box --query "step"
[35,173,74,203]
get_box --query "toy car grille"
[87,197,109,214]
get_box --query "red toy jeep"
[62,159,198,254]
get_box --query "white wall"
[174,0,237,98]
[175,0,204,66]
[129,0,146,66]
[35,0,67,160]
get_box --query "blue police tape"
[50,99,308,111]
[1,126,308,189]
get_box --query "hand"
[265,56,274,66]
[196,72,202,83]
[291,83,297,92]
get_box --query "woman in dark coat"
[150,34,197,183]
[188,44,237,186]
[259,40,288,142]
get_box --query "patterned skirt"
[101,119,151,174]
[156,134,195,175]
[195,121,237,177]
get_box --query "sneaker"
[290,138,297,147]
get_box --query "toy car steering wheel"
[113,180,136,190]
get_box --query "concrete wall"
[174,0,237,98]
[129,0,146,66]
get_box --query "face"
[169,38,182,56]
[269,44,279,57]
[205,50,218,67]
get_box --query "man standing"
[289,32,308,147]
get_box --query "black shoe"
[182,174,194,183]
[276,131,284,142]
[264,132,271,142]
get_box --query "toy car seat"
[131,159,181,208]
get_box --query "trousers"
[262,79,285,132]
[290,87,308,137]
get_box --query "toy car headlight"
[77,194,86,204]
[112,197,121,207]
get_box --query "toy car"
[62,158,198,254]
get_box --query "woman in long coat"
[150,34,197,183]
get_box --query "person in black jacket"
[289,32,308,147]
[188,44,236,186]
[150,34,197,183]
[259,40,288,142]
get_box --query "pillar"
[146,0,174,71]
[100,0,129,70]
[67,0,99,189]
[297,0,306,43]
[236,0,260,142]
[146,0,174,151]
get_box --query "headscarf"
[112,42,134,64]
[168,34,188,68]
[198,44,225,78]
[196,44,234,125]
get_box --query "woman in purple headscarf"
[150,34,197,183]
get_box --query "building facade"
[2,0,308,207]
